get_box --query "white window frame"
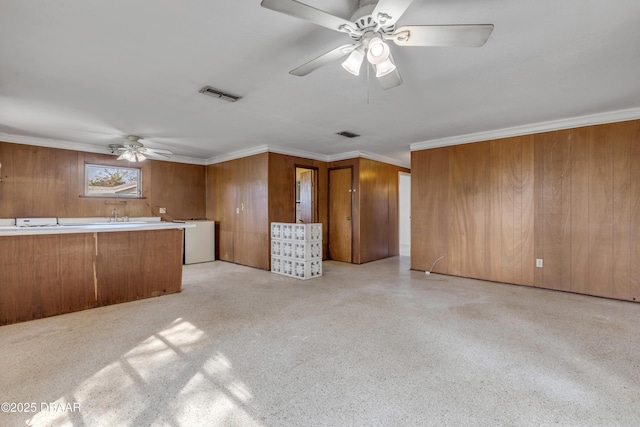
[84,163,142,198]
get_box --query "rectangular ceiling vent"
[198,86,242,102]
[336,131,360,138]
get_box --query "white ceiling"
[1,0,639,167]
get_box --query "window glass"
[85,164,141,197]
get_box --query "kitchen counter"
[0,218,193,326]
[0,221,193,236]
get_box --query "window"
[85,164,142,197]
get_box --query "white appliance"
[182,220,216,264]
[16,217,58,227]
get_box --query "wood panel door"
[299,170,314,223]
[233,154,270,269]
[329,167,353,262]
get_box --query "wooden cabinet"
[0,228,184,326]
[208,153,270,269]
[0,234,96,325]
[95,229,182,306]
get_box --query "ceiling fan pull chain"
[366,62,370,105]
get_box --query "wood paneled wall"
[357,158,409,264]
[411,119,640,302]
[0,140,408,272]
[267,153,329,258]
[206,153,270,270]
[0,141,206,220]
[329,158,408,264]
[207,154,407,269]
[150,160,206,220]
[411,147,451,273]
[534,121,640,301]
[412,138,535,285]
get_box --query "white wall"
[399,172,411,256]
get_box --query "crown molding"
[327,150,409,168]
[1,133,410,168]
[206,145,409,168]
[358,151,409,168]
[0,133,207,165]
[410,107,640,152]
[205,145,270,165]
[326,151,360,162]
[266,145,329,162]
[162,155,207,165]
[207,144,327,165]
[0,133,111,155]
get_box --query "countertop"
[0,219,194,237]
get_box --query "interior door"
[299,170,314,223]
[329,167,353,262]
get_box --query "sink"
[60,221,147,226]
[57,216,161,226]
[79,223,150,229]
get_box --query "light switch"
[536,259,543,268]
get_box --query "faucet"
[111,208,118,222]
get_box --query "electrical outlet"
[159,208,167,214]
[536,259,543,268]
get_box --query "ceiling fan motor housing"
[348,4,395,42]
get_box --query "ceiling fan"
[261,0,494,89]
[108,135,173,162]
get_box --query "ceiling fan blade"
[261,0,355,33]
[143,151,171,160]
[290,44,355,76]
[372,0,415,27]
[145,148,173,155]
[376,55,402,90]
[392,25,494,47]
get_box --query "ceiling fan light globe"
[341,49,365,76]
[376,59,396,77]
[122,151,135,162]
[369,43,384,58]
[135,153,147,162]
[366,38,391,65]
[375,58,397,77]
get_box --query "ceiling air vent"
[198,86,242,102]
[336,131,360,138]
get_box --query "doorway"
[399,172,411,256]
[295,167,317,223]
[329,167,353,263]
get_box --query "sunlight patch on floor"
[28,318,262,427]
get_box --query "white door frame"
[398,171,411,257]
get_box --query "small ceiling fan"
[108,135,173,162]
[261,0,494,89]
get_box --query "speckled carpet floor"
[1,257,639,426]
